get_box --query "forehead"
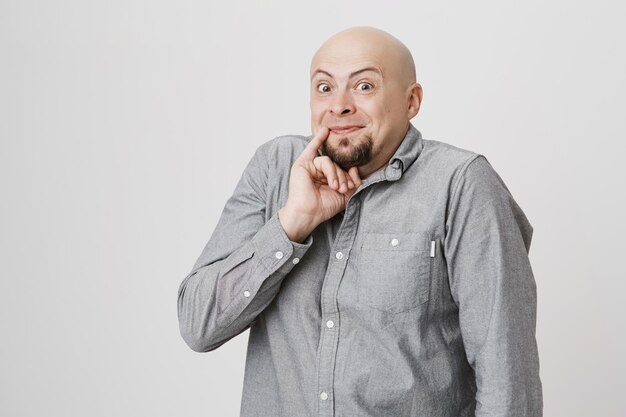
[311,60,384,82]
[310,36,397,81]
[310,53,386,81]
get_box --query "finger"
[300,126,330,162]
[347,166,362,187]
[347,167,361,188]
[335,166,350,193]
[313,156,339,190]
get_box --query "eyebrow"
[311,66,383,81]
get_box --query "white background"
[1,1,624,416]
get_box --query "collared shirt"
[177,122,543,417]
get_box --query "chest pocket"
[356,231,432,314]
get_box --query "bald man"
[178,26,543,417]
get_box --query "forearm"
[468,260,543,416]
[177,212,313,352]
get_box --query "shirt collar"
[384,122,424,181]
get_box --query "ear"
[407,83,423,119]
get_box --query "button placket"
[317,199,360,417]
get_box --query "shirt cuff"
[251,212,314,275]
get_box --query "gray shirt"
[177,123,543,416]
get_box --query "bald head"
[309,26,423,179]
[311,26,416,89]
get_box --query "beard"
[320,131,373,171]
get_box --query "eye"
[356,81,373,91]
[316,83,331,93]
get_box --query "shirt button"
[391,238,399,246]
[243,290,251,297]
[275,251,284,259]
[326,320,334,328]
[292,257,300,264]
[320,391,328,400]
[335,251,343,260]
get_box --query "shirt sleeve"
[443,155,543,416]
[177,141,314,353]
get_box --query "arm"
[177,142,313,353]
[444,155,543,416]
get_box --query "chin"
[321,130,373,171]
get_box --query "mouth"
[329,126,363,134]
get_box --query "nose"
[330,88,355,116]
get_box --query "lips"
[329,126,362,134]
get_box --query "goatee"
[321,134,373,171]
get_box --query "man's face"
[310,50,412,173]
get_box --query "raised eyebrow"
[311,67,383,81]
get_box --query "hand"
[278,127,363,242]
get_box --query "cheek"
[310,103,325,121]
[358,99,387,120]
